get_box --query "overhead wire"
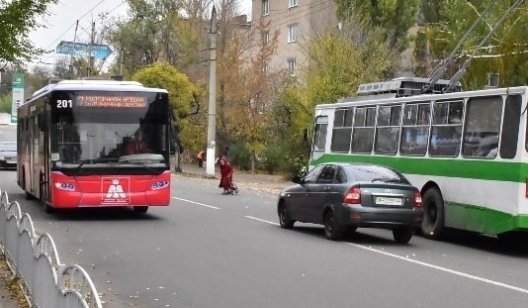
[43,0,109,51]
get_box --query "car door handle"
[323,187,331,192]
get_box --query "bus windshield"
[50,91,170,175]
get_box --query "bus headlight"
[55,182,75,191]
[151,181,169,190]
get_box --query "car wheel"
[393,227,413,244]
[133,206,149,214]
[278,203,294,229]
[324,211,343,241]
[421,188,445,239]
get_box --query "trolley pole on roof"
[205,6,217,177]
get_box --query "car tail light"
[344,186,361,205]
[414,192,422,208]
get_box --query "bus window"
[375,105,401,155]
[351,106,376,153]
[502,95,521,158]
[401,103,430,156]
[462,96,502,158]
[331,108,353,152]
[430,100,463,157]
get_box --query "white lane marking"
[172,197,220,210]
[245,216,528,295]
[350,243,528,295]
[244,216,279,226]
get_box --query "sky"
[29,0,252,68]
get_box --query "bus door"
[29,114,38,196]
[39,110,50,203]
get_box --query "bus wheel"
[133,206,149,214]
[421,188,445,239]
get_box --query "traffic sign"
[56,41,113,60]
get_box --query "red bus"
[17,80,179,213]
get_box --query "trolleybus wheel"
[421,188,445,239]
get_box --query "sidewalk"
[0,258,26,308]
[176,162,292,195]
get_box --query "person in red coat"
[217,152,234,195]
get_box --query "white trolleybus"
[310,77,528,238]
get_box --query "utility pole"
[205,6,217,177]
[88,21,96,77]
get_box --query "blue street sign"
[56,41,113,59]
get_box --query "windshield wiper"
[74,159,93,173]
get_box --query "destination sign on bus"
[76,95,147,108]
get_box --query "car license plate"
[375,197,403,206]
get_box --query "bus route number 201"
[56,100,73,108]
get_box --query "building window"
[261,31,270,46]
[287,23,298,43]
[289,0,298,8]
[287,58,296,75]
[262,0,270,16]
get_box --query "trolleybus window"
[502,95,521,158]
[400,102,430,156]
[375,105,401,155]
[312,116,328,161]
[462,96,501,158]
[331,108,353,152]
[430,100,463,156]
[351,106,376,153]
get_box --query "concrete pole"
[205,6,217,177]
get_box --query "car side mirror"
[292,175,304,184]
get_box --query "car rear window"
[348,165,406,183]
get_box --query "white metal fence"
[0,190,102,308]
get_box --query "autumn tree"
[336,0,419,51]
[131,62,204,157]
[0,0,57,64]
[303,20,397,108]
[222,17,287,173]
[416,0,528,89]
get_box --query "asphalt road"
[1,169,528,308]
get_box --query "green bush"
[229,142,251,171]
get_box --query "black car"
[277,162,423,243]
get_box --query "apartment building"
[251,0,337,75]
